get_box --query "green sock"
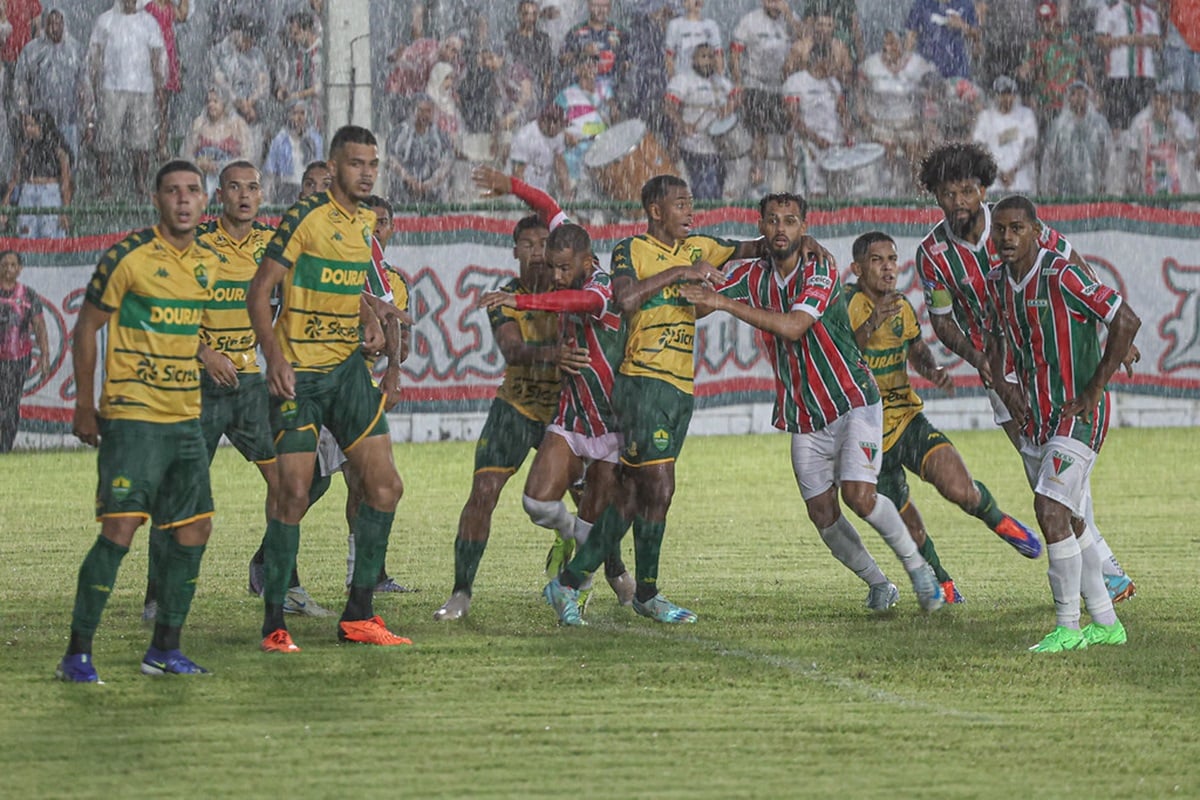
[452,538,487,593]
[156,539,206,628]
[632,516,666,600]
[350,503,393,589]
[919,536,952,583]
[70,535,129,642]
[263,519,300,605]
[972,480,1006,529]
[147,526,169,585]
[563,504,631,588]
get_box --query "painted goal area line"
[594,619,1006,724]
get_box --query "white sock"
[863,494,925,572]
[522,494,577,540]
[573,517,593,547]
[1078,528,1118,625]
[1047,537,1083,629]
[1083,487,1125,577]
[818,514,887,586]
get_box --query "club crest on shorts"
[653,428,671,452]
[111,475,132,501]
[279,400,298,421]
[1052,450,1074,476]
[859,441,878,462]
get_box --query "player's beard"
[949,206,981,240]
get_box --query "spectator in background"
[783,39,850,197]
[555,49,612,191]
[1,109,71,238]
[274,10,322,130]
[804,0,864,65]
[143,0,189,158]
[1040,80,1113,196]
[788,9,853,88]
[183,86,253,199]
[384,33,463,119]
[0,250,51,453]
[621,0,676,147]
[509,103,570,195]
[540,0,585,56]
[665,0,722,79]
[977,0,1036,87]
[561,0,624,98]
[665,43,732,200]
[507,0,554,102]
[262,98,322,204]
[1125,81,1197,194]
[388,93,454,205]
[1017,2,1095,132]
[87,0,165,198]
[1095,0,1161,132]
[1160,0,1200,115]
[14,7,85,157]
[971,76,1038,192]
[210,14,270,162]
[732,0,804,190]
[905,0,980,79]
[858,28,935,195]
[426,59,463,144]
[1,0,41,92]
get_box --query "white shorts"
[316,426,348,477]
[790,403,883,500]
[546,423,621,465]
[1032,436,1097,517]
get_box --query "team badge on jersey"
[111,476,132,501]
[194,264,209,289]
[653,428,670,452]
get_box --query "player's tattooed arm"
[1063,302,1142,422]
[930,313,990,387]
[908,336,954,394]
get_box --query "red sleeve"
[510,177,568,229]
[514,289,604,314]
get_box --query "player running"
[846,231,1043,603]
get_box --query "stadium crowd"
[0,0,1198,239]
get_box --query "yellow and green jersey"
[488,276,560,423]
[845,286,924,452]
[196,218,274,373]
[264,192,377,372]
[84,226,222,423]
[610,232,737,394]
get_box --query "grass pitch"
[1,428,1197,798]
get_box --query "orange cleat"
[261,629,301,653]
[940,579,964,603]
[338,615,413,646]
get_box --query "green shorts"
[877,413,953,510]
[474,397,546,474]
[201,371,276,464]
[95,418,214,528]
[614,373,694,467]
[271,352,388,455]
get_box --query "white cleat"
[433,590,471,621]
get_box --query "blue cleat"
[631,593,697,624]
[56,653,102,684]
[865,581,899,612]
[140,647,210,676]
[993,514,1043,559]
[543,577,585,626]
[1104,574,1136,603]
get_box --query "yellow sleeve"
[846,291,872,329]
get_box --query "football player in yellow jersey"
[57,161,222,683]
[433,214,591,621]
[545,174,767,625]
[248,125,409,652]
[846,232,1043,604]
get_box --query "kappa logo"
[653,428,671,452]
[155,267,170,278]
[860,441,878,462]
[111,476,132,501]
[1051,450,1074,476]
[332,232,344,241]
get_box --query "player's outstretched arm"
[614,261,722,316]
[930,313,991,387]
[71,300,112,447]
[908,337,955,394]
[679,282,816,342]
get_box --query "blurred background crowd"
[2,0,1198,237]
